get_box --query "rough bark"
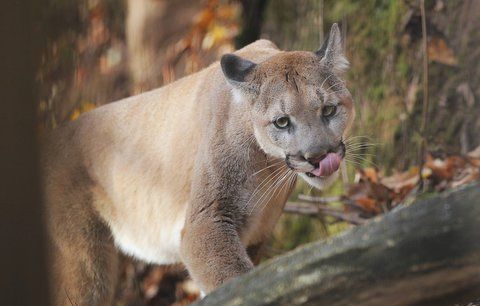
[195,182,480,306]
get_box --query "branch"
[284,201,366,225]
[297,194,343,203]
[418,0,430,191]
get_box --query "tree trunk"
[0,1,50,305]
[235,0,269,48]
[126,0,202,91]
[195,183,480,306]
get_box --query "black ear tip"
[220,53,235,66]
[221,54,239,81]
[220,54,237,73]
[315,34,329,57]
[220,53,256,83]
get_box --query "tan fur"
[42,24,353,304]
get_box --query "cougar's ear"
[316,23,349,74]
[221,54,259,101]
[221,54,256,82]
[220,54,257,85]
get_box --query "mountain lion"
[42,24,354,305]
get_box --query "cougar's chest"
[93,163,190,265]
[107,195,188,265]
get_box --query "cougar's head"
[221,24,354,189]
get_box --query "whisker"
[346,147,377,152]
[240,135,255,149]
[325,79,346,89]
[346,146,378,152]
[244,166,286,210]
[345,155,378,168]
[248,167,289,215]
[323,79,347,93]
[288,172,297,191]
[344,135,377,144]
[249,156,283,167]
[323,88,347,97]
[251,160,284,176]
[320,74,335,90]
[253,174,287,215]
[343,158,366,168]
[245,137,256,161]
[346,154,376,159]
[252,170,292,216]
[344,135,373,140]
[345,141,379,147]
[346,150,377,156]
[258,171,296,216]
[346,152,376,159]
[346,152,376,158]
[307,183,315,194]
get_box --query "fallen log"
[195,182,480,306]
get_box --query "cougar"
[41,24,354,305]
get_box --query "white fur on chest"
[109,209,185,265]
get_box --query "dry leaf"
[467,145,480,160]
[381,167,419,194]
[428,36,458,66]
[69,102,96,121]
[426,155,466,181]
[362,167,379,183]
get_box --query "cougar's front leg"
[180,198,253,293]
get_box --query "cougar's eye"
[274,116,290,129]
[322,105,337,118]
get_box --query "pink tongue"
[310,153,341,177]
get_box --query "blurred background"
[35,0,480,305]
